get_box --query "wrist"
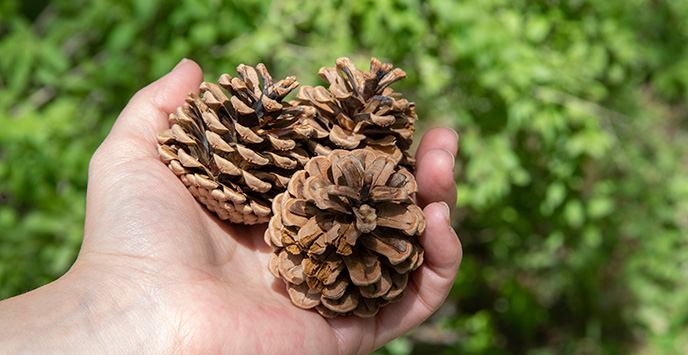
[0,262,172,353]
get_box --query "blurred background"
[1,0,688,353]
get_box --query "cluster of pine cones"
[158,57,425,318]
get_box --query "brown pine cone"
[157,63,323,224]
[265,149,425,318]
[296,57,418,168]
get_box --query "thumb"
[82,59,204,254]
[103,58,204,160]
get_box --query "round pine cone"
[265,149,425,318]
[297,57,418,168]
[158,63,324,224]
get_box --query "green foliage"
[1,0,687,353]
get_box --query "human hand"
[0,59,461,354]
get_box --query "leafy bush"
[1,0,687,353]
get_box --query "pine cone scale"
[359,267,392,299]
[277,250,306,284]
[360,232,413,265]
[287,283,321,309]
[322,276,348,299]
[343,248,382,286]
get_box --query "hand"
[0,59,462,354]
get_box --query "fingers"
[415,126,459,163]
[373,202,462,349]
[369,126,461,348]
[103,59,204,159]
[414,127,459,212]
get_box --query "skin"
[0,59,462,355]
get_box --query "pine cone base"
[266,149,425,318]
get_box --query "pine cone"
[265,149,425,318]
[157,63,322,224]
[296,57,418,168]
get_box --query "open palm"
[60,59,461,354]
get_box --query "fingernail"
[449,127,459,143]
[173,58,190,71]
[439,201,451,223]
[441,148,456,169]
[438,201,458,238]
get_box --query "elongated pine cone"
[265,149,425,318]
[297,57,417,168]
[158,64,323,224]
